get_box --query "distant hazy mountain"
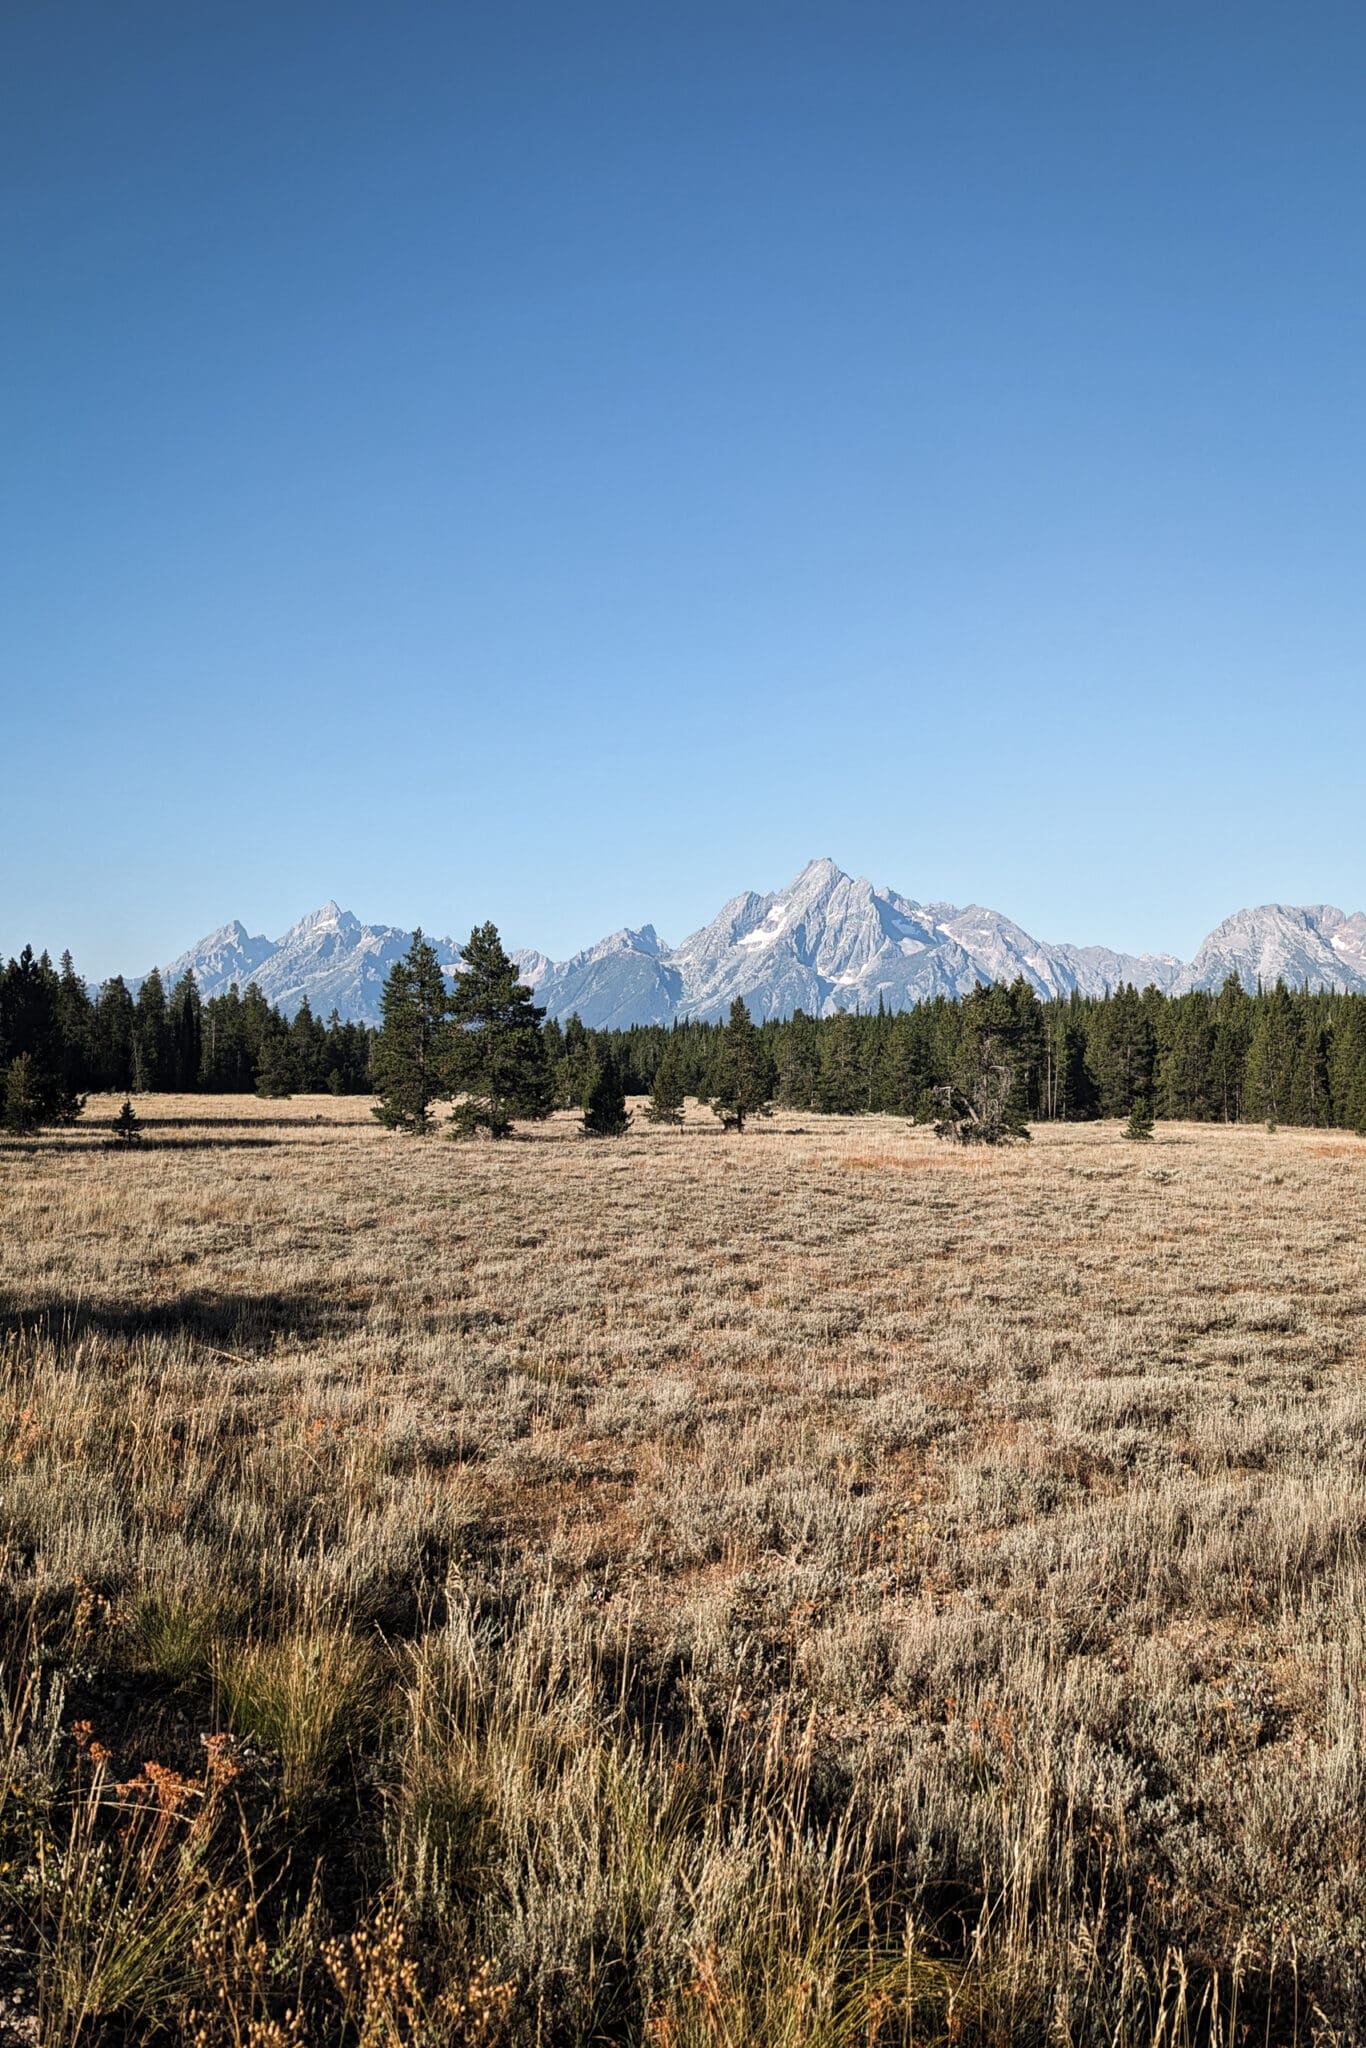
[147,861,1366,1026]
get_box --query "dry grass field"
[3,1096,1366,2046]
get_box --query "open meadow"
[2,1097,1366,2046]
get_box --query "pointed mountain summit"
[145,864,1366,1026]
[161,918,275,994]
[534,923,682,1028]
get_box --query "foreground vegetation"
[3,1097,1365,2043]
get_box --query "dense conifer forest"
[4,938,1366,1134]
[0,948,372,1130]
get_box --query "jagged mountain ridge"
[146,860,1366,1027]
[159,903,465,1024]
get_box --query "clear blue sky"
[4,2,1365,977]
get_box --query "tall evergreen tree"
[554,1013,595,1111]
[815,1010,862,1113]
[0,946,83,1129]
[1085,983,1155,1117]
[448,924,554,1139]
[775,1009,820,1110]
[167,971,203,1091]
[240,983,277,1082]
[1054,1014,1099,1121]
[254,1032,295,1099]
[1330,1002,1366,1132]
[1159,992,1215,1121]
[582,1046,632,1138]
[645,1032,687,1125]
[133,968,170,1092]
[879,1007,931,1117]
[56,952,95,1094]
[934,982,1031,1143]
[371,930,453,1133]
[1211,975,1253,1123]
[1005,978,1048,1116]
[1289,1012,1331,1128]
[289,998,329,1093]
[93,977,137,1092]
[1243,981,1298,1124]
[707,998,774,1132]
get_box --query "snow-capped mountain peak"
[147,865,1366,1027]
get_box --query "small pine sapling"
[1123,1097,1155,1142]
[110,1098,145,1147]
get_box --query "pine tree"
[371,930,452,1133]
[879,1009,929,1117]
[56,952,95,1095]
[708,998,774,1133]
[554,1014,595,1111]
[815,1010,862,1113]
[133,968,169,1092]
[1329,1002,1366,1132]
[1055,1016,1099,1121]
[110,1098,145,1147]
[1085,983,1155,1118]
[775,1009,820,1111]
[240,983,277,1079]
[448,924,554,1139]
[933,983,1031,1144]
[1243,981,1297,1124]
[1211,975,1252,1122]
[94,976,137,1092]
[1123,1096,1155,1141]
[582,1047,632,1138]
[0,947,84,1128]
[290,998,328,1093]
[645,1034,687,1125]
[254,1034,295,1099]
[1005,978,1048,1116]
[167,971,203,1091]
[1289,1012,1331,1128]
[2,1054,44,1135]
[1159,994,1215,1121]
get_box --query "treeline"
[554,975,1366,1132]
[0,946,373,1130]
[9,932,1366,1139]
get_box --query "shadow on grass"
[0,1283,364,1353]
[121,1113,339,1129]
[0,1133,289,1155]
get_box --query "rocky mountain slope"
[1172,903,1366,997]
[147,861,1366,1026]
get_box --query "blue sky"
[4,2,1365,977]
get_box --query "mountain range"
[149,859,1366,1028]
